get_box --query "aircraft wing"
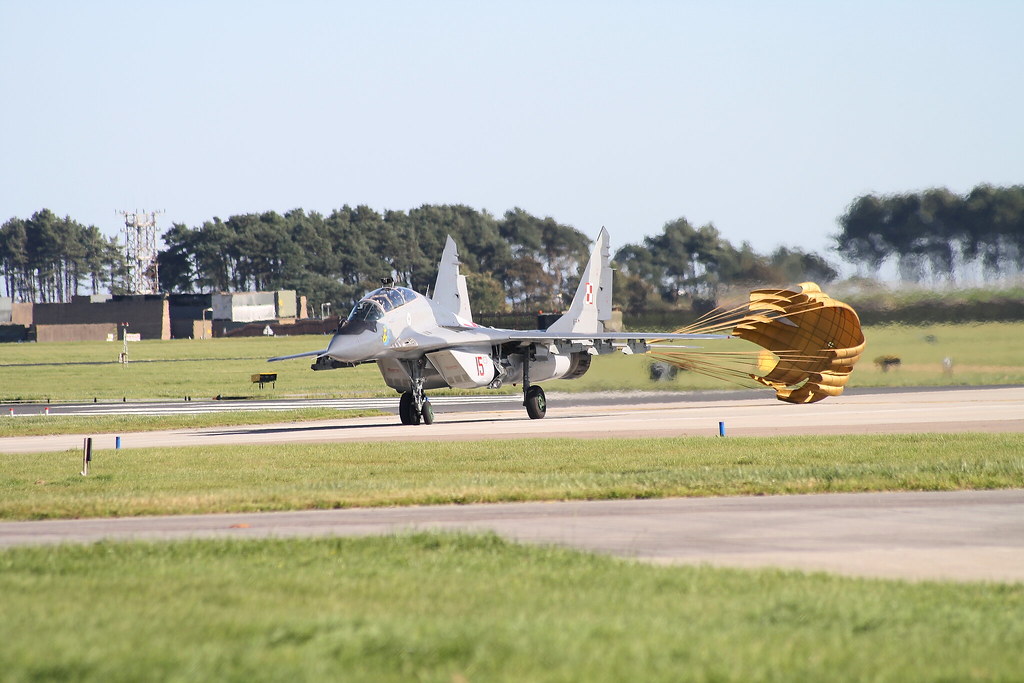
[427,326,731,349]
[504,331,729,342]
[266,330,728,364]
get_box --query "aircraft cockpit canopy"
[339,286,418,332]
[364,286,418,312]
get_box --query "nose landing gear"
[399,358,434,425]
[399,391,433,425]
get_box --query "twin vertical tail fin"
[545,227,612,334]
[432,235,474,323]
[433,229,613,332]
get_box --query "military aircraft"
[269,228,729,424]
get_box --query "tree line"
[155,204,840,313]
[4,185,1023,312]
[835,184,1024,283]
[0,209,124,303]
[4,203,828,312]
[157,205,594,313]
[613,217,836,309]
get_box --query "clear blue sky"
[2,1,1021,264]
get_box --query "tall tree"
[158,222,198,293]
[0,218,28,299]
[0,210,114,302]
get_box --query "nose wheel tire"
[400,391,433,425]
[525,385,546,419]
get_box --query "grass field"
[1,321,1021,400]
[3,433,1021,520]
[849,321,1024,387]
[3,324,1020,680]
[0,336,374,401]
[0,408,385,438]
[1,534,1022,682]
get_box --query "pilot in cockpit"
[337,283,417,333]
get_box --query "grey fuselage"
[318,286,592,393]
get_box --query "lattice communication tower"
[118,209,163,295]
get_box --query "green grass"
[0,336,389,401]
[2,321,1021,400]
[1,534,1022,682]
[3,434,1021,520]
[0,408,385,438]
[851,321,1024,387]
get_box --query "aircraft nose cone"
[325,330,380,363]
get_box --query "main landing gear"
[399,358,433,426]
[525,385,546,419]
[521,347,546,419]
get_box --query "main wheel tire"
[421,399,434,425]
[525,385,547,419]
[399,392,415,425]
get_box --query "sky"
[2,0,1022,268]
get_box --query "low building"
[33,295,170,341]
[0,296,32,342]
[209,290,298,336]
[1,290,305,342]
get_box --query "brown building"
[2,290,303,343]
[32,295,170,342]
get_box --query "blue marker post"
[718,421,726,437]
[115,436,121,449]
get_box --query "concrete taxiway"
[1,490,1022,582]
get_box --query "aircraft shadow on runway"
[197,413,535,437]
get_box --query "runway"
[2,386,1022,454]
[2,490,1022,582]
[3,393,525,417]
[2,386,1022,582]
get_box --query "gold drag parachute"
[651,282,866,404]
[731,283,866,403]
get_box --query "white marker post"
[81,437,92,476]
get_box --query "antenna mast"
[118,209,163,294]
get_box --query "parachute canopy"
[731,283,866,403]
[650,282,866,404]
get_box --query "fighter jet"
[269,228,727,424]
